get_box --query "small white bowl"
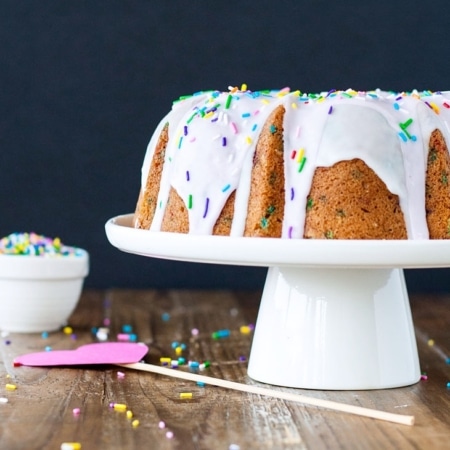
[0,250,89,333]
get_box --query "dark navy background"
[1,1,449,292]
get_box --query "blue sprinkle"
[398,132,408,142]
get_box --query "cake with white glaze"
[134,85,450,239]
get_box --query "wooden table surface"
[0,289,448,450]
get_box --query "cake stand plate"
[105,214,450,390]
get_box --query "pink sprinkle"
[444,102,450,109]
[117,371,125,379]
[117,333,131,341]
[191,328,199,336]
[73,408,81,415]
[158,420,166,429]
[189,137,196,143]
[230,122,238,134]
[421,374,428,380]
[103,318,111,326]
[290,150,296,159]
[165,431,174,439]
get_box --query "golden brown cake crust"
[304,158,407,239]
[161,187,189,233]
[425,129,450,239]
[244,105,285,237]
[134,123,169,229]
[212,190,236,236]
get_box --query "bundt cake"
[134,85,450,239]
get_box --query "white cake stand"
[105,213,450,390]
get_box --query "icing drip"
[141,87,450,239]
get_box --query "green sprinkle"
[188,195,193,209]
[225,94,233,109]
[429,150,437,163]
[442,172,448,185]
[266,205,275,215]
[269,124,277,134]
[260,217,268,229]
[186,111,198,124]
[306,198,314,210]
[325,230,334,239]
[298,156,307,172]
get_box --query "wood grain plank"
[0,290,448,449]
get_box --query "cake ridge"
[135,85,450,240]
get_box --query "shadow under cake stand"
[105,213,450,390]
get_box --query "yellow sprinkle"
[240,325,252,334]
[126,410,133,419]
[132,419,140,428]
[175,346,183,356]
[5,384,17,391]
[240,83,247,91]
[60,443,82,450]
[203,111,214,119]
[113,403,127,412]
[291,102,298,109]
[261,99,270,105]
[428,339,435,346]
[245,136,252,145]
[179,392,193,399]
[160,357,171,364]
[296,148,305,163]
[63,326,73,335]
[429,102,440,114]
[317,96,326,103]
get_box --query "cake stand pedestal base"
[247,266,421,390]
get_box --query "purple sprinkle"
[186,171,190,181]
[203,198,210,218]
[328,106,333,114]
[288,226,293,239]
[183,126,188,136]
[222,137,227,146]
[290,187,294,201]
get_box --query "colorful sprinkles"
[0,232,83,256]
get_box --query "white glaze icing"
[139,87,450,239]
